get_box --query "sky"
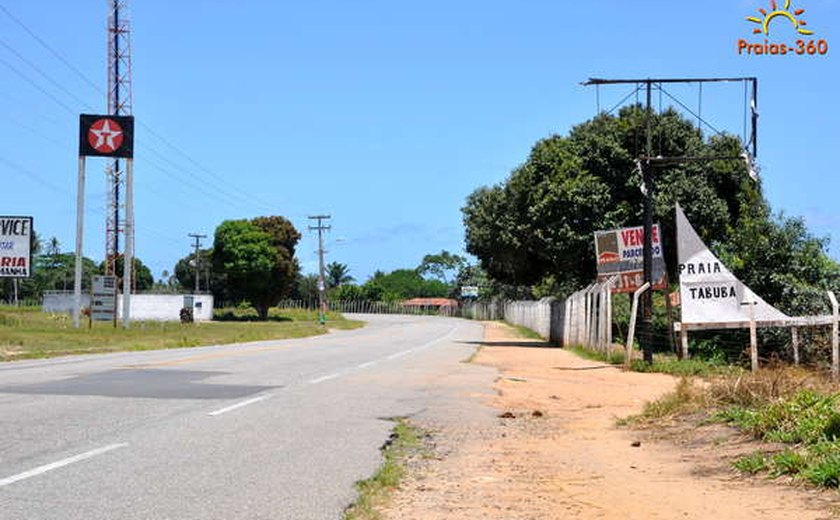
[1,0,839,284]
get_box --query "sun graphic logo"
[738,0,828,57]
[747,0,813,36]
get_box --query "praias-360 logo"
[738,0,829,56]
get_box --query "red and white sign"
[78,114,134,158]
[594,224,666,293]
[87,118,124,154]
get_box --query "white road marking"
[0,443,128,488]
[308,373,341,385]
[310,324,462,383]
[208,394,273,416]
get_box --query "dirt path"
[383,322,835,520]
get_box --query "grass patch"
[733,452,768,474]
[344,419,427,520]
[628,365,840,489]
[630,355,734,378]
[566,344,625,365]
[0,305,363,361]
[504,322,544,341]
[626,377,708,424]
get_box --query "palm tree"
[326,262,354,288]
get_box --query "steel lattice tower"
[104,0,133,277]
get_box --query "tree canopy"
[463,106,762,294]
[212,216,301,319]
[417,250,466,284]
[462,105,839,314]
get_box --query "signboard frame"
[0,216,34,278]
[91,274,118,322]
[594,223,667,294]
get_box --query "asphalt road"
[0,314,496,520]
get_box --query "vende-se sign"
[0,216,33,278]
[594,224,667,293]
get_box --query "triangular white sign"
[677,204,788,324]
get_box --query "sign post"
[76,114,135,328]
[91,275,118,323]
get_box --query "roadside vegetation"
[625,365,840,489]
[0,305,362,361]
[344,419,428,520]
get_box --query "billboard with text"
[594,224,667,293]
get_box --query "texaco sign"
[79,114,134,158]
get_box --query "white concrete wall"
[503,298,554,340]
[43,292,90,313]
[42,293,214,322]
[117,294,215,322]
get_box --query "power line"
[0,3,284,217]
[0,3,103,95]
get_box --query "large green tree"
[213,216,301,319]
[363,269,449,301]
[417,250,466,284]
[463,106,762,294]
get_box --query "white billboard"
[0,216,33,278]
[676,204,788,324]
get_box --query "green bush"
[770,450,806,477]
[732,452,768,474]
[750,390,840,444]
[802,454,840,487]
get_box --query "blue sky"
[1,0,838,283]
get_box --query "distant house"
[402,297,459,316]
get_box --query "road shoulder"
[380,321,833,519]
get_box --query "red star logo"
[87,118,124,154]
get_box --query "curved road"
[0,315,495,520]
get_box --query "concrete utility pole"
[188,233,206,292]
[582,76,759,363]
[308,215,331,325]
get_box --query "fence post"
[829,291,839,381]
[742,300,758,372]
[791,327,800,366]
[679,323,689,360]
[625,282,650,370]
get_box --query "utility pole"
[308,215,331,325]
[188,233,206,293]
[582,76,758,363]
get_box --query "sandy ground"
[382,322,837,520]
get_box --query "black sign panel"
[79,114,134,158]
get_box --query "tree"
[361,269,449,301]
[326,262,354,288]
[212,216,301,319]
[173,248,218,294]
[463,105,763,295]
[295,273,320,303]
[417,250,466,284]
[104,256,155,292]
